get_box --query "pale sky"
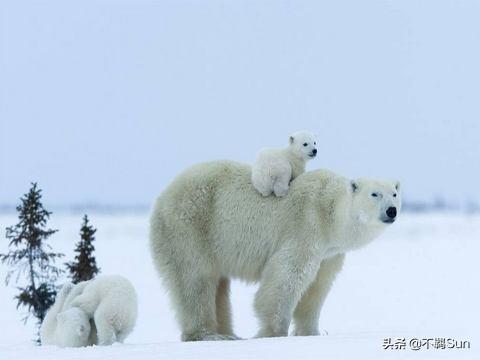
[1,1,479,208]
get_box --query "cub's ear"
[394,181,401,191]
[289,136,294,145]
[351,180,359,193]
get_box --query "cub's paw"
[273,188,289,197]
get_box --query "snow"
[0,212,479,359]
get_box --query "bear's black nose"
[312,149,317,154]
[386,207,397,219]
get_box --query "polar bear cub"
[69,275,138,346]
[40,275,137,347]
[252,131,318,197]
[40,283,91,347]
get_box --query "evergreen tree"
[66,215,100,284]
[0,183,64,342]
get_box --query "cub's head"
[56,307,91,347]
[289,131,318,160]
[350,178,401,226]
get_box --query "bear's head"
[289,131,318,160]
[55,307,91,347]
[350,178,401,226]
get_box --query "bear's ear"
[289,136,294,145]
[394,181,401,191]
[351,180,359,193]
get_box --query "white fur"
[55,308,91,347]
[149,160,401,341]
[40,276,138,347]
[40,283,91,347]
[69,275,138,345]
[252,131,317,197]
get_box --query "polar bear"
[40,283,91,347]
[41,276,138,347]
[149,161,401,341]
[251,131,317,197]
[68,275,138,345]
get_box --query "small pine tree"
[0,183,64,342]
[66,215,100,284]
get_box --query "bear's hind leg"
[273,172,291,197]
[94,311,117,346]
[215,278,240,340]
[252,169,274,197]
[165,263,229,341]
[179,276,223,341]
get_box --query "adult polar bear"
[150,160,401,341]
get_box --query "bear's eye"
[314,142,316,145]
[303,143,308,146]
[393,193,397,197]
[371,193,378,197]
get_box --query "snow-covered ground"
[0,212,478,359]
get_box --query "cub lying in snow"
[251,130,318,197]
[40,275,138,347]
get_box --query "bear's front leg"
[292,254,345,336]
[254,247,321,337]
